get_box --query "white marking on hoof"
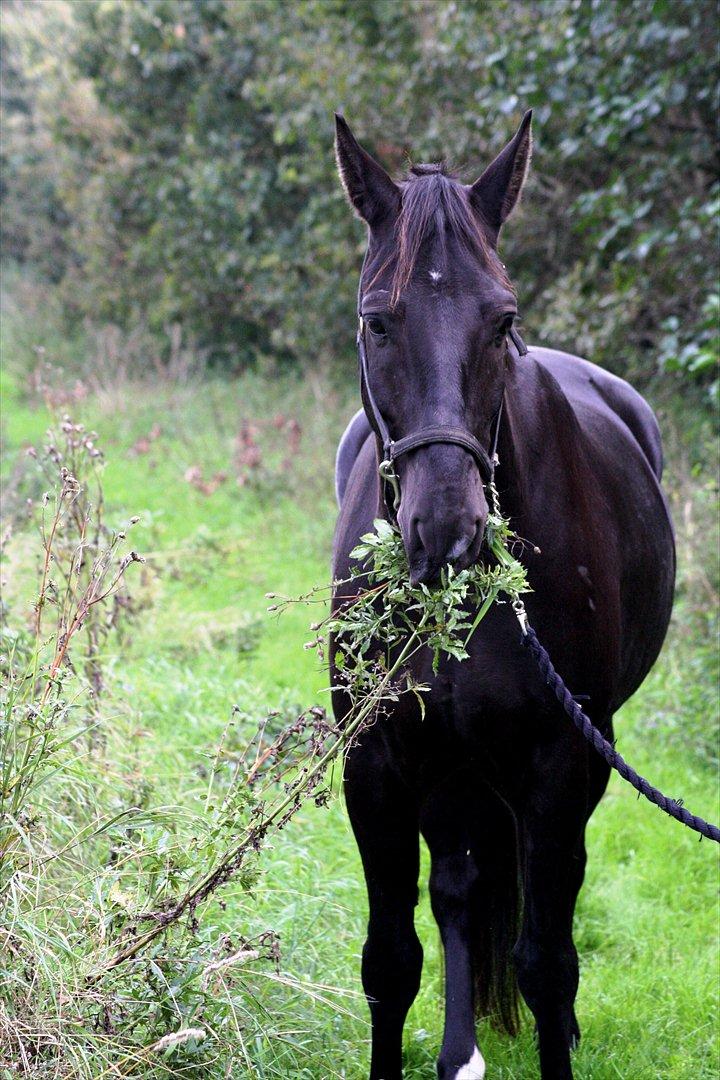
[455,1046,485,1079]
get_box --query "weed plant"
[0,419,342,1076]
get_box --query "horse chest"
[414,627,541,743]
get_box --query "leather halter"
[357,314,528,517]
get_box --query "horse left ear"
[469,110,532,242]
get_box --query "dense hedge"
[2,0,717,387]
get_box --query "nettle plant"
[278,507,530,746]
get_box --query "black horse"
[331,112,675,1080]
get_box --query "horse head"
[335,112,532,585]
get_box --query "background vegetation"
[2,0,718,386]
[1,1,718,1078]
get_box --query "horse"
[330,111,675,1080]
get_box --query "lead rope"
[502,516,720,842]
[518,625,720,842]
[486,426,718,841]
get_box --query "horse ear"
[334,113,400,228]
[469,110,532,241]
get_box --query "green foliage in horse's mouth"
[332,512,530,678]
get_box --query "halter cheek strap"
[357,316,528,516]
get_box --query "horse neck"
[495,354,580,524]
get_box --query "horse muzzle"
[397,446,488,586]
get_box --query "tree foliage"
[2,0,718,385]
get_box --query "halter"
[357,312,528,517]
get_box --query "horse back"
[531,346,664,480]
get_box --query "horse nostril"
[404,513,485,586]
[446,531,475,563]
[446,519,484,565]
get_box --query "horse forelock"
[374,166,513,307]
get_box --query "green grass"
[1,287,718,1078]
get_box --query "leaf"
[107,881,136,912]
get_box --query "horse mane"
[383,162,513,307]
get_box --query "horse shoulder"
[335,408,372,506]
[332,426,377,585]
[529,346,664,480]
[523,346,674,708]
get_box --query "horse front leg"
[345,739,423,1080]
[422,775,485,1080]
[513,728,609,1080]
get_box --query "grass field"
[1,278,718,1078]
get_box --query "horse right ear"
[334,114,400,228]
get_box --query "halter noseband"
[357,314,528,516]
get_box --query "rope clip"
[512,598,529,635]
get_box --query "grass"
[1,279,718,1078]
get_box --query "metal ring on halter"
[378,458,401,511]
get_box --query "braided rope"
[521,626,720,843]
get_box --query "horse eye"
[494,313,516,346]
[366,316,387,339]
